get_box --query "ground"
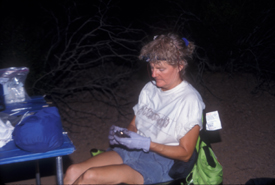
[4,72,275,185]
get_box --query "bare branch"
[32,1,146,125]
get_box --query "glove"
[114,130,151,152]
[108,125,127,146]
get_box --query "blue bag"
[12,107,64,153]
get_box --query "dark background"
[1,0,274,90]
[0,0,275,184]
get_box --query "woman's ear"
[178,64,184,72]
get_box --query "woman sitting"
[64,33,205,184]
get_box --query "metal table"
[0,132,75,185]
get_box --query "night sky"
[1,0,158,27]
[0,0,274,80]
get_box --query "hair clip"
[182,38,189,46]
[143,56,150,62]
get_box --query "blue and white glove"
[108,125,127,146]
[114,130,151,152]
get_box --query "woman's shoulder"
[142,81,157,92]
[178,81,204,102]
[176,81,197,95]
[137,81,157,100]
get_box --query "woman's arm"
[150,125,200,162]
[124,116,199,161]
[127,116,137,132]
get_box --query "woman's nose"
[151,69,157,77]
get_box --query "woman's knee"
[78,168,102,184]
[64,164,83,180]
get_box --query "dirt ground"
[5,72,275,184]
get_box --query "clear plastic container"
[0,67,30,104]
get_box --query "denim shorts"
[109,147,174,184]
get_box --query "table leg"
[56,156,63,185]
[36,160,41,185]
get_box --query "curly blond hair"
[139,33,195,79]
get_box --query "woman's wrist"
[150,141,165,153]
[127,124,137,132]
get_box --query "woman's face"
[150,61,183,91]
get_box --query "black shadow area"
[0,155,72,184]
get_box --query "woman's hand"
[114,130,151,152]
[108,125,127,146]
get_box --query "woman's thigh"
[81,150,123,167]
[64,151,123,184]
[74,164,144,184]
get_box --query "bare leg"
[73,164,144,184]
[64,151,124,184]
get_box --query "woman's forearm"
[150,142,192,162]
[127,116,137,132]
[127,124,137,132]
[150,125,200,162]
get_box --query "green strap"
[195,136,201,152]
[195,114,204,152]
[90,148,104,156]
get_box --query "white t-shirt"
[133,81,205,146]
